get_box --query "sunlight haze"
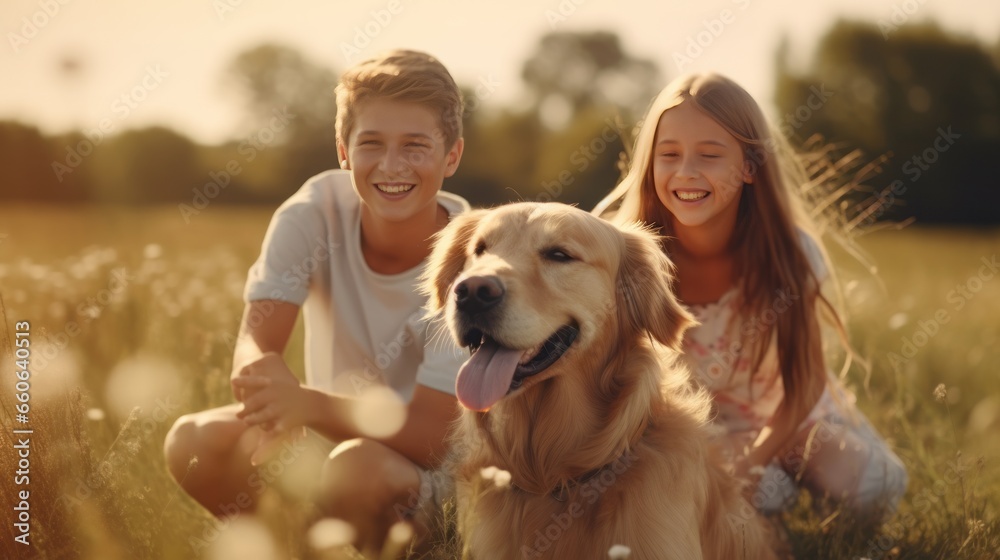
[2,0,998,144]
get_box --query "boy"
[164,49,469,554]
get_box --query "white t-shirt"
[243,169,470,401]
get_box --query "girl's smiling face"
[651,101,753,232]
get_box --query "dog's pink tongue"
[456,338,522,412]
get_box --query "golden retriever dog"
[421,202,776,560]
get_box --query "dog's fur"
[423,203,776,560]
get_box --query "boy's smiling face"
[339,98,463,225]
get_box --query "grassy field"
[0,204,998,560]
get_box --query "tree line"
[1,22,997,224]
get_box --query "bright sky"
[2,0,998,144]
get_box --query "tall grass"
[0,206,997,559]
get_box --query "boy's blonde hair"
[595,73,856,432]
[335,49,464,148]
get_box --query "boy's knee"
[163,414,198,482]
[163,410,247,483]
[322,438,395,491]
[320,438,419,511]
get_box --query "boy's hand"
[230,352,293,402]
[233,369,311,433]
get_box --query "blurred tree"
[224,43,339,194]
[449,99,543,207]
[532,106,626,210]
[452,30,659,211]
[87,126,204,204]
[450,104,628,210]
[521,31,661,129]
[0,121,89,202]
[199,140,286,204]
[775,20,1000,225]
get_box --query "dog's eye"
[544,248,573,262]
[474,241,486,256]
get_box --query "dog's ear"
[420,209,487,312]
[616,225,696,350]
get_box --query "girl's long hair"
[594,73,863,433]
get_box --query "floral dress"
[678,237,908,515]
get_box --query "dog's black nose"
[454,275,504,314]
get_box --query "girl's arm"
[744,315,827,475]
[745,407,801,472]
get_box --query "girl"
[594,73,907,518]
